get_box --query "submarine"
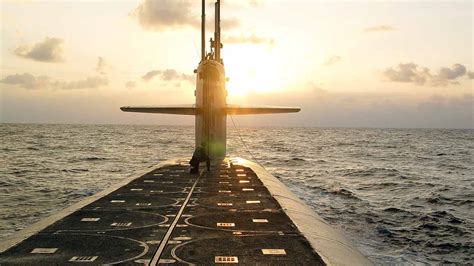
[0,1,371,265]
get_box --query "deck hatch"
[69,256,98,262]
[239,180,250,183]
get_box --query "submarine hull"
[0,157,371,265]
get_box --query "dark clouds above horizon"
[13,37,65,63]
[0,73,108,90]
[382,63,471,87]
[142,69,194,83]
[129,0,269,45]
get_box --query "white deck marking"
[246,200,260,204]
[111,222,132,227]
[158,259,176,264]
[69,256,98,262]
[80,218,100,222]
[261,249,286,255]
[150,172,201,265]
[252,219,269,223]
[30,248,58,254]
[242,188,254,191]
[215,256,239,263]
[217,223,235,227]
[173,236,192,241]
[135,203,151,206]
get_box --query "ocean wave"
[61,168,89,173]
[340,167,401,177]
[1,124,472,265]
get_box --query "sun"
[224,45,282,97]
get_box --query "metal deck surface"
[0,159,324,265]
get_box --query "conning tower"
[121,0,300,159]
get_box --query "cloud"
[221,18,240,30]
[13,37,65,62]
[0,73,108,90]
[131,0,198,31]
[131,0,249,31]
[323,55,342,66]
[431,64,466,86]
[468,72,474,79]
[382,63,430,85]
[0,73,51,89]
[95,57,107,74]
[142,69,194,83]
[223,34,274,46]
[55,76,108,90]
[125,81,136,89]
[222,0,266,7]
[363,25,396,32]
[382,63,470,87]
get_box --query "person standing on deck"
[189,142,210,173]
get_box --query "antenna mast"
[201,0,206,61]
[214,0,221,62]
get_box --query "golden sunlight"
[225,46,283,96]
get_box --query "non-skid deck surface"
[0,160,324,265]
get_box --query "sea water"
[0,124,472,264]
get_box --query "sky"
[0,0,472,128]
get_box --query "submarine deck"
[0,158,325,265]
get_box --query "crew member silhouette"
[190,142,210,173]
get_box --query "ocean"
[0,124,472,264]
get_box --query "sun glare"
[224,46,282,97]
